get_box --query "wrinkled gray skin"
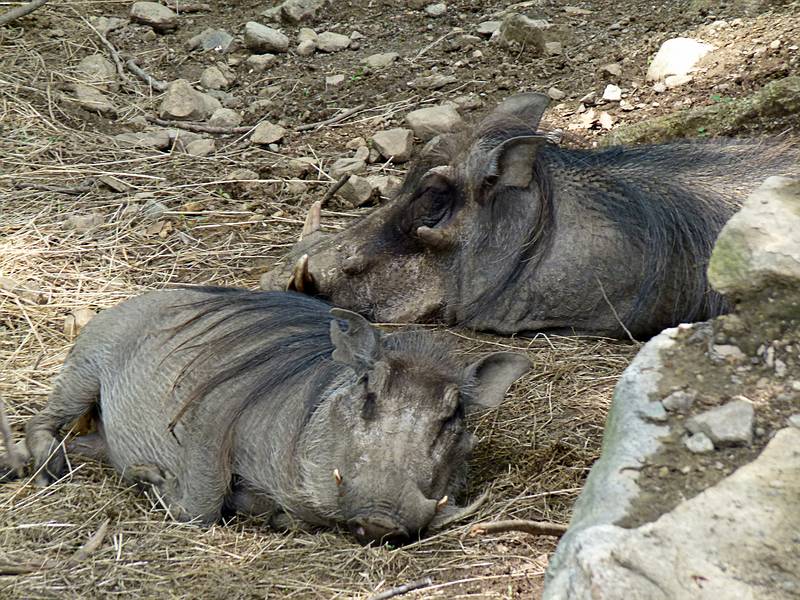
[262,93,799,339]
[21,289,530,545]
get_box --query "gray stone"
[76,55,117,91]
[564,5,593,15]
[685,431,715,453]
[130,1,177,31]
[367,174,403,199]
[425,2,446,17]
[544,41,562,55]
[246,54,276,72]
[713,344,747,362]
[708,177,800,300]
[646,37,714,81]
[67,213,105,233]
[408,74,458,90]
[363,52,399,69]
[63,83,116,116]
[337,174,375,206]
[200,66,231,90]
[686,399,754,446]
[88,15,126,36]
[496,13,551,52]
[113,130,171,150]
[547,87,566,100]
[184,139,215,156]
[329,157,366,179]
[353,146,369,162]
[208,108,242,128]
[544,427,800,600]
[159,79,221,121]
[662,390,696,412]
[251,122,286,145]
[789,414,800,428]
[316,31,350,52]
[601,62,622,78]
[325,74,345,86]
[187,29,234,52]
[405,105,465,141]
[602,84,621,102]
[244,22,289,54]
[476,20,501,37]
[297,39,317,55]
[287,157,317,178]
[371,128,414,162]
[280,0,324,23]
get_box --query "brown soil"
[1,0,798,598]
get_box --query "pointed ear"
[464,352,532,412]
[495,92,550,129]
[329,308,381,369]
[488,135,546,189]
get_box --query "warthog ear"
[495,92,550,130]
[488,135,546,189]
[329,308,381,369]
[464,352,532,412]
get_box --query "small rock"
[371,128,414,163]
[602,84,622,102]
[208,108,242,128]
[578,90,596,105]
[547,87,566,100]
[246,54,277,72]
[298,27,317,42]
[476,20,501,37]
[297,39,317,56]
[200,66,231,90]
[67,213,104,233]
[337,174,375,206]
[686,399,754,446]
[330,157,366,179]
[88,15,126,36]
[646,37,714,81]
[244,22,289,54]
[425,2,447,17]
[251,122,286,145]
[316,31,350,52]
[350,31,364,40]
[63,83,116,116]
[405,105,465,141]
[130,1,177,32]
[280,0,324,23]
[788,414,800,428]
[409,74,458,90]
[652,81,666,93]
[288,157,317,177]
[346,137,366,150]
[713,344,747,363]
[662,390,696,412]
[64,308,96,340]
[544,41,562,55]
[187,29,234,53]
[363,52,399,69]
[685,432,715,453]
[353,146,369,162]
[601,63,622,78]
[185,139,215,156]
[619,99,635,111]
[76,55,118,91]
[367,174,403,199]
[325,74,346,86]
[497,13,551,53]
[159,79,221,121]
[453,94,483,110]
[114,130,171,150]
[598,111,614,129]
[664,74,693,89]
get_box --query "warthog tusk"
[436,495,448,512]
[287,254,314,293]
[333,468,343,486]
[300,200,322,241]
[416,226,456,250]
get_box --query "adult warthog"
[261,93,798,338]
[11,288,530,545]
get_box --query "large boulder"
[544,177,800,600]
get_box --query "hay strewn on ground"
[0,7,638,598]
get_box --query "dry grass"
[0,10,638,599]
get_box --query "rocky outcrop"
[544,177,800,600]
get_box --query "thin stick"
[13,180,96,195]
[126,59,168,92]
[81,17,134,88]
[320,174,351,205]
[145,116,253,135]
[594,276,637,343]
[368,578,433,600]
[468,519,568,538]
[0,396,24,478]
[0,0,49,27]
[70,518,111,562]
[296,104,366,132]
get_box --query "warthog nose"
[347,517,410,546]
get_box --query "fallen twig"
[13,180,96,195]
[0,0,49,27]
[320,174,351,205]
[595,276,638,344]
[145,116,253,135]
[368,578,433,600]
[126,59,168,92]
[296,104,366,132]
[70,518,110,563]
[0,396,25,478]
[468,519,568,538]
[81,16,134,89]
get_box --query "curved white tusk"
[333,468,343,486]
[288,254,311,292]
[436,495,449,512]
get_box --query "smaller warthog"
[18,288,530,545]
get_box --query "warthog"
[17,288,530,545]
[261,92,798,338]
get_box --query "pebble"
[547,87,566,100]
[251,122,286,145]
[66,83,116,116]
[185,139,215,157]
[497,14,552,52]
[345,137,366,150]
[298,27,317,42]
[353,146,370,162]
[246,54,277,72]
[316,31,351,52]
[297,39,317,56]
[713,344,747,363]
[662,390,696,413]
[476,21,501,37]
[330,157,366,179]
[114,130,171,150]
[76,55,118,91]
[367,174,403,199]
[686,399,754,447]
[409,74,458,90]
[405,105,465,141]
[187,29,234,53]
[602,84,622,102]
[244,22,289,53]
[601,62,622,78]
[371,128,414,163]
[363,52,399,69]
[685,432,715,453]
[544,41,562,55]
[280,0,324,23]
[130,1,177,32]
[159,79,221,121]
[425,2,447,17]
[200,66,231,90]
[208,108,242,128]
[325,74,346,86]
[337,175,375,206]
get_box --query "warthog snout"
[347,516,410,546]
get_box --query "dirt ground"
[1,0,798,598]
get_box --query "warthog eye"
[410,189,454,230]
